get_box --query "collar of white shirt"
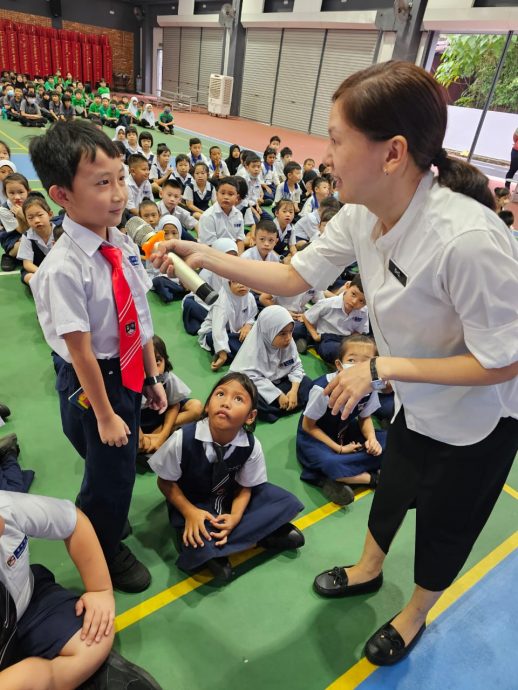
[194,417,250,448]
[62,215,120,258]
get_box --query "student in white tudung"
[198,176,245,253]
[229,306,312,423]
[152,60,518,666]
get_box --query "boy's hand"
[76,589,115,646]
[278,393,289,410]
[365,437,382,456]
[209,513,239,546]
[98,413,130,447]
[143,382,167,413]
[239,323,252,342]
[183,508,215,547]
[286,388,298,410]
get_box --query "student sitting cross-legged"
[149,372,305,583]
[296,334,386,506]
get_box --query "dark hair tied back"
[431,148,448,167]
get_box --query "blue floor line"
[356,548,518,690]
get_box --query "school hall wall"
[0,0,139,88]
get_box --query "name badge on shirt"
[281,358,294,367]
[7,535,28,567]
[128,255,140,266]
[234,223,242,228]
[388,259,407,287]
[352,316,363,322]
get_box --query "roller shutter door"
[272,29,325,132]
[310,30,379,136]
[178,27,201,98]
[162,27,180,95]
[198,28,224,106]
[240,28,282,123]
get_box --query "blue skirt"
[167,482,304,572]
[297,419,386,484]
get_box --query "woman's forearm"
[377,352,518,387]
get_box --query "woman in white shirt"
[153,61,518,665]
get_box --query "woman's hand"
[209,513,240,546]
[183,508,215,548]
[151,239,210,279]
[324,361,373,420]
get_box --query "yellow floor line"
[326,530,518,689]
[503,483,518,501]
[0,128,29,151]
[115,489,372,633]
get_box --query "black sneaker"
[0,254,18,272]
[0,402,11,420]
[108,543,151,593]
[79,649,163,689]
[322,479,355,506]
[258,522,305,550]
[0,433,19,464]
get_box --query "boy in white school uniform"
[198,176,245,253]
[274,161,303,215]
[158,178,199,236]
[0,490,161,689]
[28,120,167,594]
[126,153,153,216]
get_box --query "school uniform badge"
[125,321,137,337]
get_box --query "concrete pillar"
[376,0,429,64]
[223,0,246,116]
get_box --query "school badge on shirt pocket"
[125,321,137,337]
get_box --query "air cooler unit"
[208,74,233,117]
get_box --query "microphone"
[129,217,219,306]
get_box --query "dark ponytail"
[333,61,495,211]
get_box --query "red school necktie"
[99,244,144,393]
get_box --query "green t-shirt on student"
[106,106,118,119]
[97,86,110,95]
[88,102,101,114]
[72,95,85,107]
[44,79,55,91]
[159,111,173,124]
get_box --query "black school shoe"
[0,402,11,420]
[206,556,235,583]
[0,581,17,671]
[364,616,426,666]
[108,544,151,593]
[79,649,163,689]
[258,522,305,550]
[0,254,18,272]
[313,565,383,598]
[0,433,19,462]
[322,479,355,506]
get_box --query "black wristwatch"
[144,375,160,386]
[369,357,386,392]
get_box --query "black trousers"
[368,409,518,591]
[505,148,518,188]
[56,359,141,562]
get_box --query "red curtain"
[0,20,114,84]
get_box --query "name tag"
[128,255,140,266]
[7,535,28,567]
[389,259,407,287]
[352,316,363,322]
[281,358,294,367]
[234,223,242,228]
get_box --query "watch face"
[371,379,385,392]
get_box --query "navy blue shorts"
[16,564,82,661]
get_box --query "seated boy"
[158,178,198,237]
[300,176,331,216]
[298,274,369,361]
[198,176,245,253]
[241,219,279,263]
[0,487,161,689]
[139,198,161,229]
[291,196,341,252]
[275,146,292,183]
[242,153,266,223]
[187,137,209,168]
[173,153,193,190]
[126,153,153,216]
[157,104,174,134]
[208,145,230,181]
[274,161,302,215]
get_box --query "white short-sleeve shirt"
[148,418,267,488]
[292,172,518,444]
[30,216,154,362]
[126,177,153,210]
[157,202,197,231]
[241,246,280,263]
[304,371,380,421]
[198,203,245,246]
[17,228,54,262]
[142,370,191,409]
[304,295,369,337]
[0,491,77,619]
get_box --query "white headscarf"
[230,306,296,382]
[157,214,182,235]
[128,96,139,117]
[141,103,156,127]
[112,125,125,141]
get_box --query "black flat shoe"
[0,433,18,463]
[206,557,235,583]
[258,522,305,550]
[368,470,380,490]
[79,649,163,689]
[364,617,426,666]
[322,479,355,506]
[313,565,383,598]
[109,544,151,593]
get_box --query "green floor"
[1,119,518,690]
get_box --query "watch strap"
[144,375,159,386]
[369,357,379,382]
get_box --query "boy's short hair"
[339,334,376,361]
[313,177,330,192]
[498,210,514,227]
[280,147,293,158]
[162,177,183,191]
[128,153,148,168]
[139,198,158,213]
[270,135,281,144]
[216,176,240,194]
[319,207,338,225]
[138,131,153,145]
[193,162,209,174]
[209,145,221,155]
[29,120,119,191]
[319,196,341,213]
[494,186,510,199]
[175,153,189,165]
[156,143,171,156]
[240,149,252,163]
[189,137,201,147]
[126,125,137,135]
[62,94,71,102]
[113,140,126,156]
[263,147,276,159]
[348,273,364,294]
[245,152,261,165]
[255,219,277,235]
[304,158,315,165]
[284,161,302,177]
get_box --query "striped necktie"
[99,243,144,393]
